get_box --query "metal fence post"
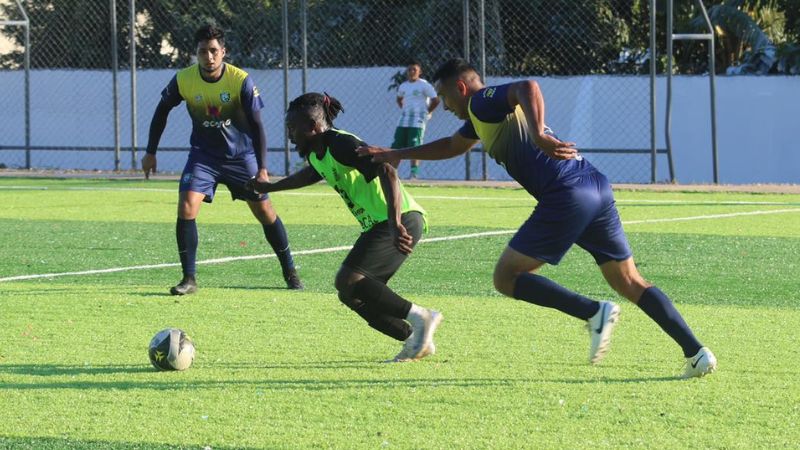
[479,0,487,181]
[650,0,656,183]
[110,0,121,171]
[18,0,30,169]
[130,0,137,170]
[301,0,308,94]
[463,0,470,180]
[282,0,290,176]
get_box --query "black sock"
[261,217,295,275]
[512,273,601,320]
[637,287,703,357]
[351,277,413,319]
[176,218,198,278]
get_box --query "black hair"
[407,59,422,68]
[287,92,344,127]
[432,58,479,84]
[194,24,225,47]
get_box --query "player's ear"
[455,79,468,97]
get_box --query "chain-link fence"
[6,0,795,181]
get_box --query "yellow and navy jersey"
[307,129,426,232]
[160,63,264,159]
[458,83,594,198]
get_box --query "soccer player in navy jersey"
[141,25,302,294]
[358,59,716,378]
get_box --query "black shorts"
[342,211,424,283]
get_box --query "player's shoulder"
[325,128,366,149]
[223,64,250,82]
[176,64,199,81]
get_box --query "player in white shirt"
[392,60,440,179]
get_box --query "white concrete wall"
[0,68,798,183]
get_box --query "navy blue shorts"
[179,151,268,203]
[509,170,632,265]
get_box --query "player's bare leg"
[600,257,716,377]
[494,246,619,364]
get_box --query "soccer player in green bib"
[247,93,442,362]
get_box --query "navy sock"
[262,217,295,275]
[637,287,702,357]
[351,277,413,320]
[512,273,600,320]
[176,218,198,278]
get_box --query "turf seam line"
[1,208,798,283]
[1,185,798,205]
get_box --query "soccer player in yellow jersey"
[247,93,442,362]
[142,25,302,294]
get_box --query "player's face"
[436,80,469,120]
[286,110,318,155]
[406,64,421,82]
[197,39,225,75]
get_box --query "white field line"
[1,185,798,205]
[1,208,798,283]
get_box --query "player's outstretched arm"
[356,131,478,165]
[507,80,578,160]
[247,165,322,194]
[378,162,414,255]
[142,101,173,179]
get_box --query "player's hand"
[255,168,270,184]
[390,221,414,255]
[245,177,274,194]
[356,145,401,169]
[142,153,157,179]
[534,133,579,160]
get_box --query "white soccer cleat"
[587,301,620,364]
[388,334,419,363]
[682,347,717,379]
[412,310,443,361]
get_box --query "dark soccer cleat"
[170,277,197,296]
[284,269,304,290]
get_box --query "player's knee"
[337,290,363,310]
[610,276,649,302]
[492,264,516,297]
[334,268,362,294]
[177,202,197,220]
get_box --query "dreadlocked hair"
[287,92,344,127]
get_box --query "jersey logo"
[484,87,496,98]
[204,105,230,128]
[253,86,260,97]
[194,95,202,103]
[220,92,231,103]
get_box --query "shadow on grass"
[0,435,255,450]
[0,363,153,376]
[0,369,683,391]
